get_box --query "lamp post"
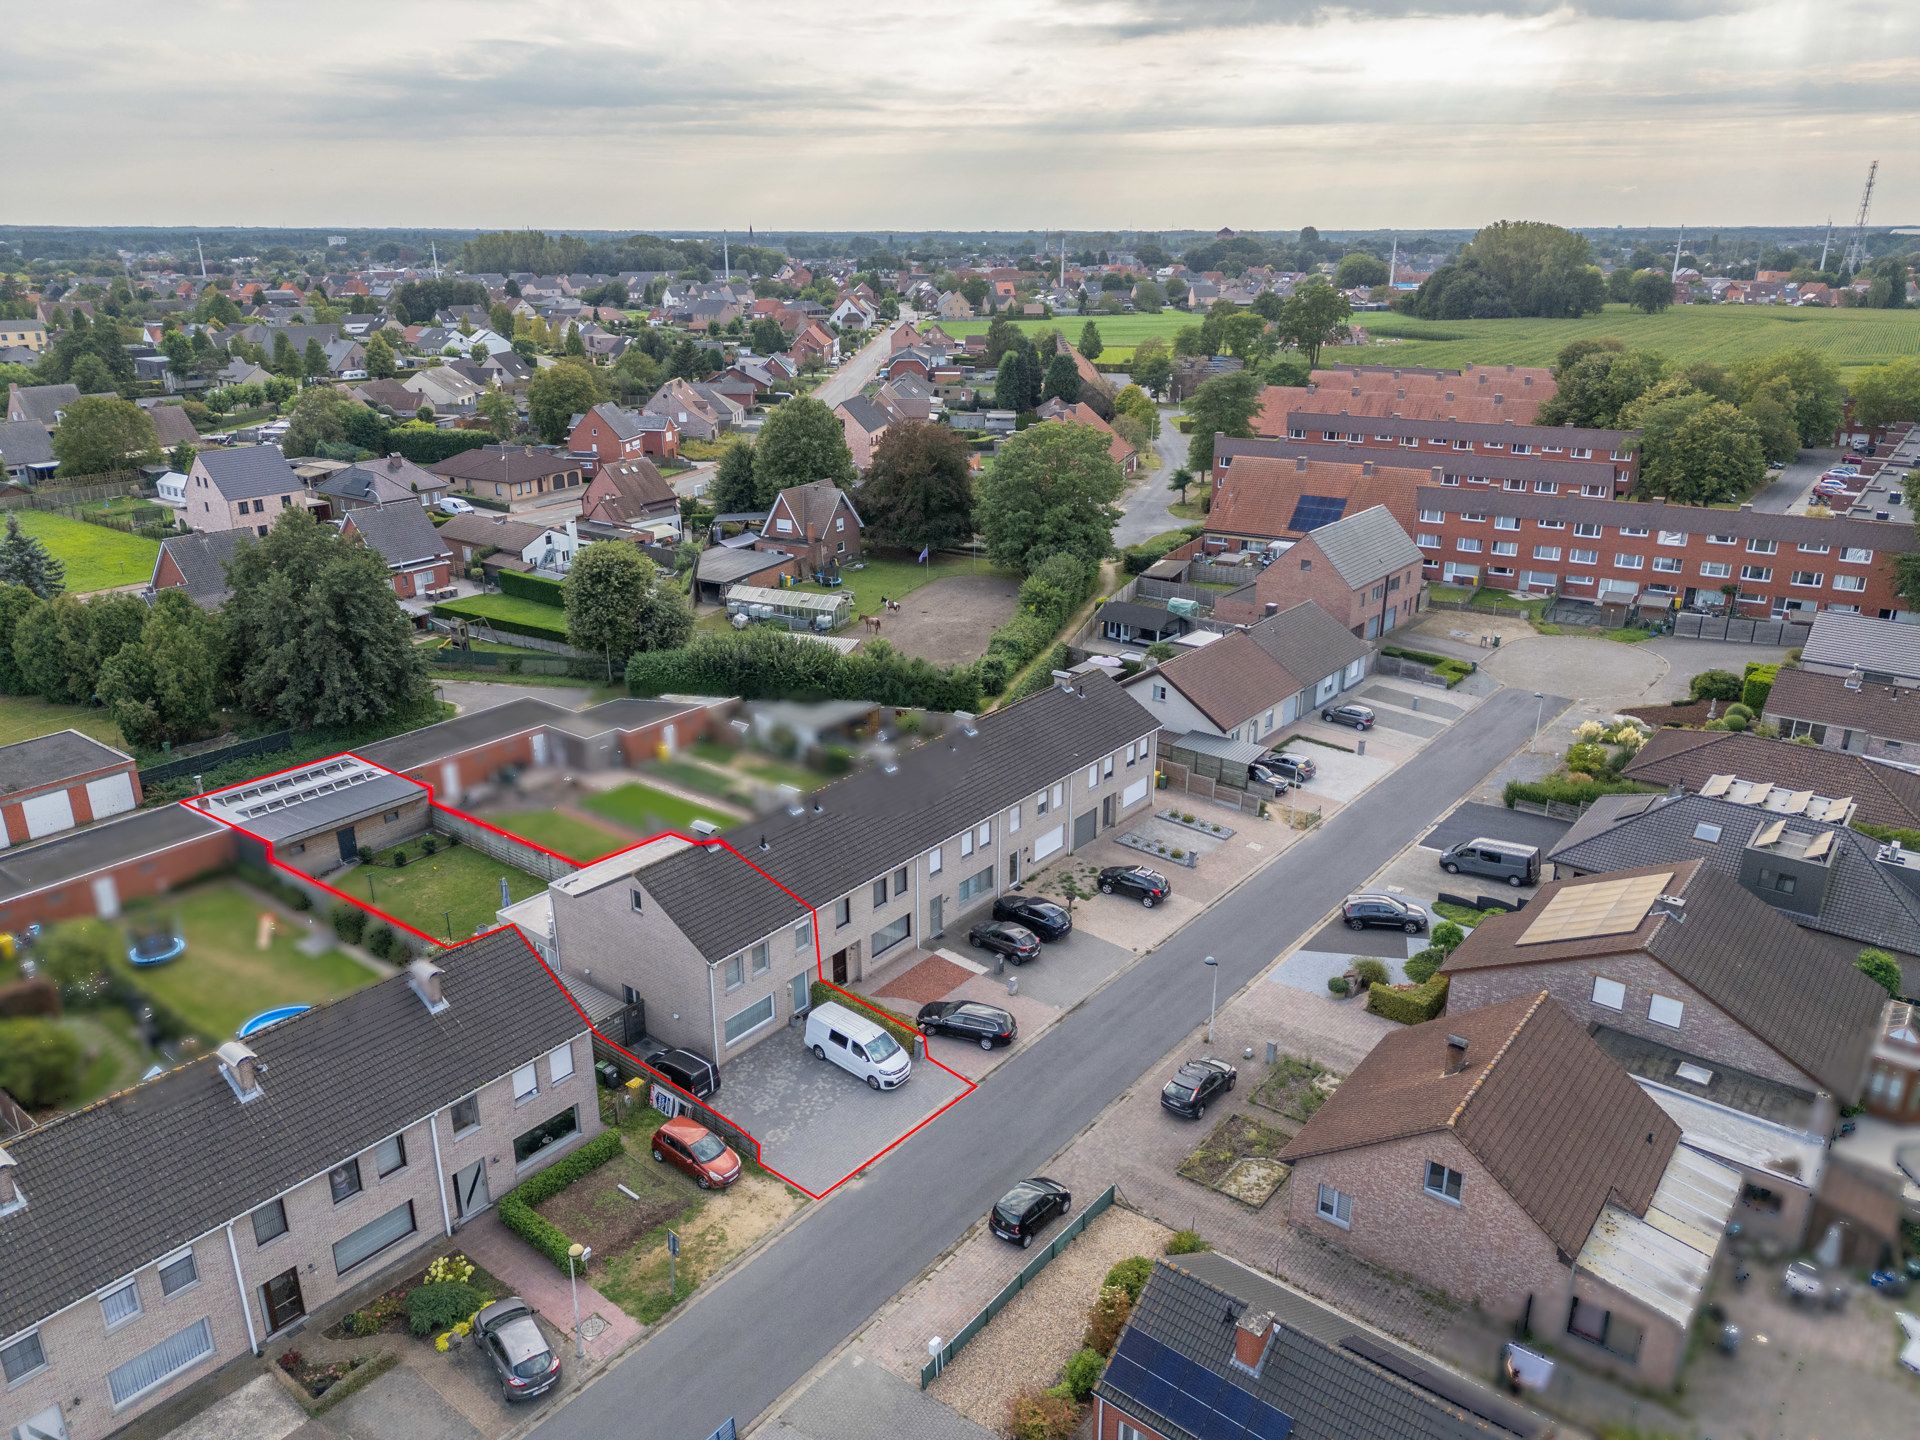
[566,1242,590,1360]
[1532,691,1546,746]
[1204,954,1219,1044]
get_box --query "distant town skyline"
[5,0,1913,231]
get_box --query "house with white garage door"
[0,731,142,848]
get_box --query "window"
[722,990,777,1045]
[958,867,993,904]
[329,1159,363,1204]
[1784,719,1827,743]
[1746,538,1777,554]
[929,846,943,876]
[1086,764,1098,789]
[1537,518,1565,530]
[629,887,645,913]
[373,1134,407,1178]
[106,1318,213,1409]
[1101,755,1113,778]
[1574,522,1601,538]
[1460,511,1485,523]
[1567,1298,1642,1360]
[1315,1183,1353,1228]
[451,1094,480,1134]
[1740,565,1771,583]
[872,913,911,956]
[1423,1161,1464,1203]
[1699,561,1731,579]
[1840,547,1873,563]
[332,1202,417,1276]
[1834,574,1865,592]
[1494,516,1519,531]
[1492,541,1517,557]
[1617,525,1649,538]
[1653,556,1682,573]
[893,866,909,896]
[1151,682,1167,701]
[1757,866,1798,896]
[1648,994,1685,1028]
[158,1251,198,1298]
[251,1199,288,1246]
[723,956,744,991]
[1706,533,1735,545]
[1797,541,1830,555]
[513,1062,539,1101]
[549,1043,576,1084]
[1419,508,1444,523]
[872,878,888,908]
[1417,533,1440,548]
[1791,571,1824,587]
[1008,805,1021,832]
[1613,553,1643,569]
[1456,537,1482,553]
[834,896,851,928]
[1533,546,1561,562]
[1591,977,1626,1010]
[1564,573,1593,586]
[513,1108,580,1165]
[1570,548,1599,565]
[1657,529,1685,547]
[1693,821,1723,842]
[100,1281,142,1330]
[1,1331,46,1385]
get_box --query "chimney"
[1361,462,1374,477]
[0,1146,19,1212]
[408,958,449,1013]
[1444,1034,1470,1074]
[216,1040,264,1102]
[387,454,402,471]
[1231,1309,1275,1375]
[1295,457,1308,473]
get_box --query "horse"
[862,614,884,636]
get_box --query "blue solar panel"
[1108,1328,1294,1440]
[1286,495,1347,532]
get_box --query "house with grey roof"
[141,402,201,453]
[1213,504,1426,636]
[1762,664,1920,761]
[151,529,248,607]
[314,454,450,513]
[0,418,58,481]
[340,500,454,600]
[1798,610,1920,688]
[183,445,307,536]
[6,382,80,429]
[755,480,862,574]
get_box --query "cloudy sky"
[6,0,1914,231]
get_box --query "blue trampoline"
[238,1005,310,1038]
[127,935,186,967]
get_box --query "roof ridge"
[1447,989,1549,1129]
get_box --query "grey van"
[1439,838,1540,887]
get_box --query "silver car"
[475,1298,561,1401]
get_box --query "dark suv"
[968,920,1041,964]
[992,894,1072,941]
[1341,893,1429,934]
[1321,703,1375,730]
[916,999,1017,1049]
[1160,1057,1237,1119]
[1265,752,1317,783]
[646,1048,720,1099]
[1099,866,1171,907]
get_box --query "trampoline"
[127,933,187,967]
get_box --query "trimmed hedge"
[385,424,495,465]
[628,626,982,711]
[810,980,920,1052]
[1122,528,1200,575]
[499,570,568,608]
[1742,661,1779,714]
[430,599,571,642]
[1367,975,1449,1025]
[1503,776,1657,809]
[496,1128,625,1270]
[1857,820,1920,852]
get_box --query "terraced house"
[0,934,598,1440]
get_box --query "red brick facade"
[0,828,237,931]
[0,761,142,846]
[1212,534,1426,636]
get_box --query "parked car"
[1342,893,1429,934]
[435,496,475,515]
[1438,838,1540,887]
[474,1299,561,1401]
[1099,866,1170,907]
[805,999,912,1089]
[916,999,1017,1049]
[989,1177,1073,1249]
[1160,1057,1237,1119]
[1264,752,1317,783]
[649,1115,741,1189]
[992,894,1072,940]
[1247,761,1291,794]
[646,1048,719,1100]
[969,920,1042,964]
[1321,703,1375,730]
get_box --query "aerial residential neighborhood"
[3,7,1920,1440]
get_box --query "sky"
[5,0,1915,232]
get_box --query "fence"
[1510,797,1586,822]
[138,730,295,788]
[1135,576,1222,610]
[430,647,586,678]
[920,1185,1117,1389]
[1671,612,1810,647]
[0,474,147,509]
[430,808,581,883]
[1185,558,1261,588]
[1372,655,1454,689]
[589,1036,758,1163]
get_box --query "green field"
[11,511,161,592]
[432,593,572,640]
[0,693,126,748]
[336,840,548,943]
[582,781,738,836]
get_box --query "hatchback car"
[1321,703,1376,730]
[649,1115,741,1189]
[1247,762,1291,795]
[1342,893,1429,934]
[969,920,1041,964]
[916,999,1017,1049]
[1099,866,1171,907]
[646,1048,720,1100]
[989,1177,1073,1249]
[992,894,1072,941]
[1265,752,1317,783]
[474,1299,561,1401]
[1160,1057,1237,1119]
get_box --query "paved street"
[1750,445,1844,513]
[1111,405,1190,547]
[811,320,905,409]
[529,685,1560,1440]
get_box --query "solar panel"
[1286,495,1348,532]
[1519,872,1671,944]
[1107,1328,1294,1440]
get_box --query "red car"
[650,1116,742,1189]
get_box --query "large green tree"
[1078,321,1104,360]
[282,386,386,460]
[1274,281,1351,368]
[1732,349,1843,446]
[1185,369,1264,473]
[1334,253,1389,288]
[50,396,158,476]
[974,423,1124,573]
[477,389,517,442]
[748,316,788,355]
[527,360,605,444]
[752,395,855,497]
[994,345,1037,412]
[1405,221,1605,319]
[709,439,762,513]
[1536,349,1666,428]
[564,542,688,674]
[12,594,94,703]
[364,332,398,379]
[856,421,974,551]
[1849,356,1920,431]
[1129,336,1172,397]
[0,584,41,690]
[1041,351,1083,405]
[0,516,65,598]
[97,589,224,746]
[1630,391,1766,505]
[1628,269,1673,314]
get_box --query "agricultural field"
[10,510,161,592]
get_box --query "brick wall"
[0,828,238,933]
[0,761,141,846]
[276,794,432,876]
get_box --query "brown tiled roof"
[1208,455,1430,541]
[1416,488,1918,553]
[1279,993,1678,1257]
[769,479,859,538]
[1148,630,1302,730]
[429,444,579,484]
[586,457,675,521]
[1621,727,1920,830]
[1762,666,1920,745]
[1215,433,1601,490]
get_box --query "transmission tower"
[1842,160,1878,274]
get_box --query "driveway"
[811,323,905,409]
[1112,405,1191,547]
[1419,799,1570,854]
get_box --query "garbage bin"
[1491,634,1501,648]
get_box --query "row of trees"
[1402,221,1606,320]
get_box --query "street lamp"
[1532,691,1546,746]
[1204,954,1219,1044]
[566,1242,591,1360]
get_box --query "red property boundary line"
[178,752,977,1200]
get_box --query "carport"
[1163,731,1267,794]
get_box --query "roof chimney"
[387,454,402,470]
[0,1146,20,1213]
[216,1040,265,1102]
[408,958,449,1014]
[1230,1309,1276,1376]
[1295,457,1308,473]
[1444,1034,1470,1074]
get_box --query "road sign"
[667,1230,681,1257]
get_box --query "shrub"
[809,981,919,1051]
[1689,668,1743,702]
[1351,957,1390,990]
[1572,719,1607,741]
[365,925,398,962]
[1007,1388,1080,1440]
[1403,948,1443,985]
[1857,948,1903,998]
[1724,702,1753,723]
[1165,1229,1211,1256]
[496,1129,625,1270]
[1742,661,1779,713]
[421,835,440,855]
[1722,710,1749,732]
[425,1253,475,1286]
[1367,975,1450,1025]
[498,570,569,608]
[332,905,367,945]
[1503,776,1655,809]
[1430,920,1465,954]
[1084,1284,1133,1357]
[1062,1346,1105,1402]
[392,848,410,867]
[1105,1255,1155,1303]
[0,978,60,1020]
[1565,741,1609,774]
[1325,975,1348,996]
[406,1281,485,1337]
[0,1017,82,1107]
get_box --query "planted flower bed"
[1157,809,1234,840]
[1176,1114,1292,1207]
[277,1349,372,1399]
[1116,832,1197,867]
[1249,1054,1336,1124]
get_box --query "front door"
[831,948,848,984]
[455,1159,490,1219]
[335,826,359,865]
[261,1269,305,1334]
[1102,795,1116,828]
[929,895,944,939]
[1008,853,1020,886]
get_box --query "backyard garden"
[7,510,161,593]
[581,780,741,837]
[334,836,550,943]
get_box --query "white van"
[804,1000,913,1090]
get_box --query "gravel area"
[928,1206,1169,1431]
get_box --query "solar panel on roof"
[1286,495,1348,532]
[1107,1328,1294,1440]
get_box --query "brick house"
[567,401,679,465]
[1205,449,1434,552]
[1619,727,1920,832]
[1210,504,1425,636]
[1797,609,1920,687]
[835,395,891,473]
[428,445,585,506]
[579,457,679,537]
[788,320,839,368]
[0,932,600,1440]
[192,755,434,875]
[1278,992,1738,1391]
[1035,398,1137,475]
[184,446,307,536]
[311,454,451,515]
[1761,665,1920,759]
[644,377,727,442]
[754,481,863,573]
[0,732,140,846]
[1214,433,1622,507]
[339,500,454,600]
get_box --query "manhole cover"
[579,1314,609,1342]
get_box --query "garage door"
[1032,824,1065,862]
[1073,809,1098,848]
[22,790,75,839]
[1123,777,1149,807]
[85,773,136,821]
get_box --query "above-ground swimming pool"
[237,1005,310,1038]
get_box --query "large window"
[332,1201,417,1275]
[328,1159,363,1204]
[872,913,912,956]
[2,1330,47,1384]
[513,1107,580,1165]
[251,1198,288,1247]
[725,995,776,1045]
[1315,1184,1353,1228]
[1648,994,1685,1028]
[106,1318,213,1408]
[1591,977,1625,1011]
[958,867,993,904]
[1423,1161,1464,1204]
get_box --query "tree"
[1113,384,1159,440]
[1631,391,1766,506]
[974,423,1124,573]
[477,389,517,442]
[1184,370,1263,473]
[283,386,384,460]
[745,316,785,355]
[0,585,41,691]
[959,277,990,311]
[1537,349,1665,428]
[302,337,330,379]
[994,346,1035,412]
[1739,378,1802,466]
[98,589,223,747]
[753,395,855,498]
[527,360,604,444]
[12,595,93,703]
[1732,349,1843,446]
[1133,280,1165,312]
[1041,351,1082,405]
[1628,269,1673,314]
[1129,337,1172,397]
[563,322,586,358]
[1848,356,1920,431]
[50,396,158,476]
[67,352,118,397]
[0,518,64,598]
[1078,321,1104,360]
[1274,281,1351,368]
[984,315,1020,365]
[168,441,195,474]
[565,543,655,673]
[1856,948,1902,999]
[857,422,974,551]
[270,332,299,376]
[709,439,762,513]
[1334,252,1389,289]
[1404,221,1605,320]
[0,1017,81,1109]
[1168,467,1194,502]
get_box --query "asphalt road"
[1111,405,1192,548]
[530,685,1561,1440]
[1748,446,1845,513]
[812,320,906,409]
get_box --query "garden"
[334,836,549,944]
[581,780,741,837]
[792,549,1011,623]
[482,807,633,863]
[1503,711,1661,813]
[1249,1053,1337,1123]
[1176,1113,1293,1206]
[6,510,161,592]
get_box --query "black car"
[1321,703,1375,730]
[989,1177,1072,1249]
[1099,866,1171,907]
[646,1048,720,1099]
[474,1299,561,1401]
[1265,752,1317,783]
[1160,1057,1237,1119]
[1341,893,1429,934]
[969,920,1041,964]
[992,894,1073,941]
[1247,761,1291,795]
[916,999,1018,1050]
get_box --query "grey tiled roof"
[1297,409,1627,449]
[345,499,453,570]
[838,395,889,434]
[1620,728,1920,831]
[0,418,57,468]
[1244,601,1369,684]
[1295,504,1423,588]
[0,928,588,1340]
[0,731,130,795]
[1801,611,1920,683]
[197,444,303,502]
[1763,667,1920,746]
[156,528,249,605]
[7,382,79,427]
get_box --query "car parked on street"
[1264,752,1317,783]
[1160,1057,1237,1119]
[992,894,1072,941]
[646,1048,720,1100]
[474,1299,561,1401]
[1321,703,1375,730]
[1342,892,1429,934]
[1099,866,1170,907]
[989,1177,1072,1249]
[649,1115,741,1189]
[969,920,1042,964]
[916,999,1017,1049]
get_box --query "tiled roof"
[1244,601,1370,684]
[1209,454,1430,541]
[1293,407,1630,451]
[837,395,889,435]
[0,731,131,794]
[1802,612,1920,683]
[1143,630,1303,730]
[345,499,453,570]
[430,445,579,484]
[576,401,653,444]
[196,444,302,501]
[144,404,199,450]
[436,512,551,551]
[586,458,676,522]
[1763,666,1920,744]
[769,480,859,537]
[8,382,79,426]
[0,928,588,1339]
[1279,993,1679,1257]
[1620,728,1920,831]
[155,528,248,604]
[1416,488,1918,554]
[1298,504,1423,588]
[1214,434,1597,490]
[0,418,56,468]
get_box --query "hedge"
[1122,528,1199,575]
[1503,776,1657,809]
[496,1128,625,1270]
[809,980,920,1052]
[1367,975,1449,1025]
[430,599,572,643]
[627,627,982,711]
[1742,661,1779,714]
[498,570,568,608]
[384,424,495,465]
[1856,820,1920,851]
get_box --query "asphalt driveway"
[1420,800,1571,854]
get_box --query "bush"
[1857,948,1903,998]
[365,925,398,962]
[1062,1346,1105,1402]
[1724,702,1753,723]
[1403,948,1444,985]
[1122,529,1195,575]
[1565,742,1609,774]
[1367,975,1449,1025]
[1325,974,1349,996]
[1721,710,1749,732]
[0,1017,82,1107]
[0,979,61,1019]
[1433,659,1473,688]
[1689,668,1743,702]
[332,905,367,945]
[497,1129,625,1270]
[627,628,982,712]
[1351,957,1390,990]
[1105,1255,1155,1303]
[1165,1229,1211,1256]
[1430,920,1466,954]
[498,570,569,608]
[406,1281,485,1337]
[392,848,409,867]
[1742,661,1779,714]
[422,835,440,855]
[810,981,919,1051]
[1503,776,1655,809]
[1084,1284,1133,1357]
[1007,1388,1080,1440]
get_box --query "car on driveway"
[649,1115,741,1189]
[916,999,1017,1049]
[1322,703,1375,730]
[474,1299,561,1401]
[435,496,475,515]
[1264,752,1317,783]
[1342,892,1429,934]
[647,1048,719,1099]
[989,1177,1072,1249]
[992,894,1072,940]
[1247,761,1292,795]
[1099,866,1170,907]
[1160,1057,1237,1118]
[968,920,1041,964]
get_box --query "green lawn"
[484,808,633,863]
[639,758,753,808]
[0,693,126,748]
[10,511,161,593]
[796,550,1015,621]
[582,781,739,836]
[690,740,830,793]
[335,840,548,944]
[939,312,1189,366]
[63,1009,155,1104]
[431,593,571,641]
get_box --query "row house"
[1212,434,1625,503]
[0,934,601,1440]
[1411,488,1918,620]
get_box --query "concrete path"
[456,1211,643,1367]
[152,1376,307,1440]
[762,1347,996,1440]
[432,679,599,713]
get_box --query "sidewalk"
[456,1211,644,1366]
